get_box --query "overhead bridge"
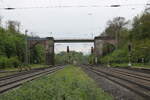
[54,39,94,43]
[28,36,116,65]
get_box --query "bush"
[0,56,8,69]
[8,56,20,67]
[0,56,20,69]
[100,47,129,64]
[131,39,150,63]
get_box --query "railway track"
[0,67,50,74]
[83,65,150,99]
[0,67,52,80]
[0,65,64,94]
[115,67,150,74]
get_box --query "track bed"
[81,65,150,100]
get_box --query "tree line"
[0,18,45,69]
[99,11,150,65]
[55,51,89,64]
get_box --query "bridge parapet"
[54,39,94,43]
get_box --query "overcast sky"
[0,0,148,54]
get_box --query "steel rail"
[83,65,150,99]
[0,66,64,94]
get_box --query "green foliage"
[0,28,25,59]
[0,27,25,69]
[0,66,113,100]
[100,12,150,66]
[8,56,21,67]
[0,56,20,68]
[88,54,95,64]
[130,13,150,40]
[55,51,88,64]
[103,17,129,38]
[0,56,8,68]
[30,44,45,64]
[101,47,128,64]
[131,39,150,63]
[102,43,115,56]
[0,20,45,69]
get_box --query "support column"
[45,37,54,65]
[94,36,104,64]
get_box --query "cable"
[0,3,149,10]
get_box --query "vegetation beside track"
[0,65,113,100]
[91,11,150,68]
[0,19,45,69]
[55,51,89,64]
[0,64,48,78]
[0,72,17,77]
[0,64,48,71]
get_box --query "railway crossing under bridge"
[27,36,116,65]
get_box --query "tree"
[131,13,150,40]
[101,13,150,64]
[55,51,87,64]
[102,17,129,48]
[30,44,45,64]
[108,17,128,42]
[0,16,2,27]
[7,20,21,33]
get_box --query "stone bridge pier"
[45,37,54,65]
[28,37,54,65]
[94,37,104,57]
[94,36,116,64]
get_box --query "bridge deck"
[54,39,94,43]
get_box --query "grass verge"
[0,64,48,71]
[0,72,17,77]
[0,65,113,100]
[0,64,48,78]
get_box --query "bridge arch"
[94,36,116,57]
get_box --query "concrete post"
[45,37,54,65]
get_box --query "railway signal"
[128,44,132,52]
[91,47,94,54]
[128,43,132,67]
[67,46,70,53]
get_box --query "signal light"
[67,46,69,53]
[128,44,132,52]
[91,47,94,54]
